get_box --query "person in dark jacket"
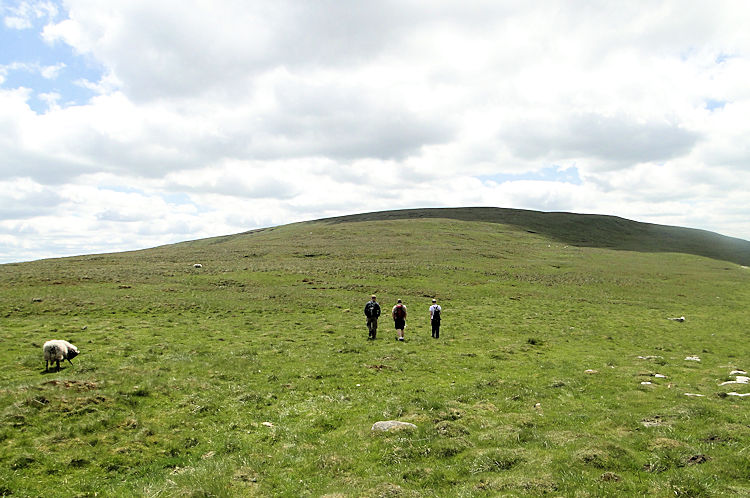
[364,295,381,339]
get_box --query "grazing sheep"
[43,340,79,372]
[193,263,202,268]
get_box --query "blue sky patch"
[477,166,582,185]
[1,1,104,112]
[705,99,727,111]
[100,186,196,208]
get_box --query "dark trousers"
[431,319,440,338]
[367,318,378,339]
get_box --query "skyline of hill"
[314,207,750,266]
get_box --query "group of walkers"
[364,295,441,341]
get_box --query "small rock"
[638,355,663,360]
[668,316,686,322]
[729,370,747,375]
[641,381,652,385]
[720,375,749,385]
[685,356,701,362]
[653,374,667,378]
[262,421,274,427]
[726,392,750,397]
[584,369,598,374]
[193,263,203,268]
[684,393,705,397]
[371,420,417,432]
[32,297,43,303]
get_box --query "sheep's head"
[66,346,79,360]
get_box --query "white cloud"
[3,0,58,29]
[2,0,750,262]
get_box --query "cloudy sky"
[2,1,750,263]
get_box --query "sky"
[2,1,750,264]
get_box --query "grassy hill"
[320,207,750,266]
[1,208,749,496]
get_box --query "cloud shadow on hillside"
[320,207,750,266]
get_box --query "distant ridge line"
[313,207,750,266]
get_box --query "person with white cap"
[429,298,442,339]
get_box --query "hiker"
[392,299,407,341]
[429,298,442,339]
[364,294,381,340]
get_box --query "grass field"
[1,209,749,496]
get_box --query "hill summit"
[314,207,750,266]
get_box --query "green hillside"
[1,209,748,496]
[321,207,750,266]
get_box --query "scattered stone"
[685,356,701,362]
[31,297,43,303]
[727,392,750,397]
[371,420,417,432]
[584,369,598,374]
[720,376,749,385]
[641,381,652,385]
[684,393,705,397]
[262,421,274,427]
[668,316,686,322]
[653,374,667,378]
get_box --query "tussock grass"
[1,211,749,496]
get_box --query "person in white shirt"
[429,298,442,339]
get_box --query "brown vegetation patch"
[649,437,684,450]
[687,454,710,465]
[42,379,99,391]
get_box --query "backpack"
[394,304,406,319]
[365,301,379,318]
[432,306,441,321]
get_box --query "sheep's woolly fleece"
[42,340,79,370]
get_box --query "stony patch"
[371,420,417,432]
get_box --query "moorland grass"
[0,214,749,497]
